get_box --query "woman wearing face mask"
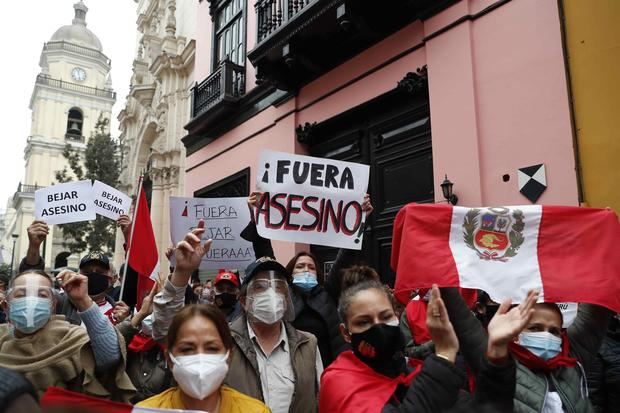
[441,287,615,413]
[242,192,374,367]
[0,270,135,400]
[321,274,532,413]
[137,304,269,413]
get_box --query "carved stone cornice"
[396,66,428,95]
[295,121,317,144]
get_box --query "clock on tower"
[71,67,86,82]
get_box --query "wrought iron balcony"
[65,133,85,143]
[35,74,116,100]
[16,183,43,194]
[248,0,457,91]
[191,60,246,119]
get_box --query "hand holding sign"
[173,219,213,283]
[27,220,49,250]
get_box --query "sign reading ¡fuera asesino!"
[256,150,370,250]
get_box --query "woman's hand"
[426,285,459,363]
[57,270,92,312]
[362,194,374,217]
[486,289,538,362]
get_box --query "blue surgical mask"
[292,272,318,292]
[518,331,562,360]
[9,297,52,334]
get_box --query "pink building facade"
[183,0,578,281]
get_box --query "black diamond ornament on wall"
[517,164,547,203]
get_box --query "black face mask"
[85,272,110,296]
[350,322,406,377]
[476,304,500,329]
[214,292,237,310]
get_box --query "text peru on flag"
[391,203,620,312]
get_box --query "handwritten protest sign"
[92,180,132,220]
[170,196,255,270]
[255,150,370,249]
[35,180,96,225]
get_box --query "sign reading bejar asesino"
[255,150,370,250]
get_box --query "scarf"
[405,300,431,344]
[509,333,577,373]
[128,333,163,353]
[0,316,135,401]
[319,350,423,413]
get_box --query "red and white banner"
[391,204,620,312]
[41,386,205,412]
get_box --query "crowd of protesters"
[0,192,618,413]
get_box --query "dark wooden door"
[307,91,433,285]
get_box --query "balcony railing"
[65,133,85,143]
[36,74,116,100]
[192,60,246,119]
[43,41,111,65]
[256,0,315,43]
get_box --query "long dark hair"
[167,304,234,351]
[285,251,325,285]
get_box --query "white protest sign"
[92,180,132,220]
[557,302,578,329]
[255,150,370,250]
[170,196,255,270]
[35,180,96,225]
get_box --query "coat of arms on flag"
[463,207,524,262]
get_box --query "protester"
[441,287,614,412]
[587,314,620,412]
[115,283,171,404]
[109,264,122,302]
[0,367,40,413]
[18,220,131,326]
[399,289,435,360]
[213,270,242,322]
[473,290,500,330]
[151,221,322,413]
[0,270,134,400]
[321,276,533,412]
[137,304,270,412]
[241,192,373,367]
[0,273,8,324]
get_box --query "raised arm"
[58,270,121,370]
[18,220,48,272]
[239,192,276,259]
[152,220,212,342]
[440,287,488,372]
[567,303,614,370]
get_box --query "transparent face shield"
[6,274,54,333]
[246,271,295,324]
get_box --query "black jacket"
[588,316,620,413]
[240,221,352,366]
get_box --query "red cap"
[214,271,240,288]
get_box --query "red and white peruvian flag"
[391,204,620,312]
[41,386,205,412]
[127,182,159,308]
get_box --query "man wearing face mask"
[226,256,323,413]
[213,270,242,322]
[150,221,322,413]
[441,288,614,413]
[17,220,131,325]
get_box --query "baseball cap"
[79,251,110,270]
[243,256,289,286]
[214,271,240,288]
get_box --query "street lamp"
[9,234,18,276]
[440,175,459,205]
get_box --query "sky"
[0,0,137,211]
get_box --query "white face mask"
[249,288,285,325]
[169,351,229,400]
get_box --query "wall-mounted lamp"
[440,174,458,205]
